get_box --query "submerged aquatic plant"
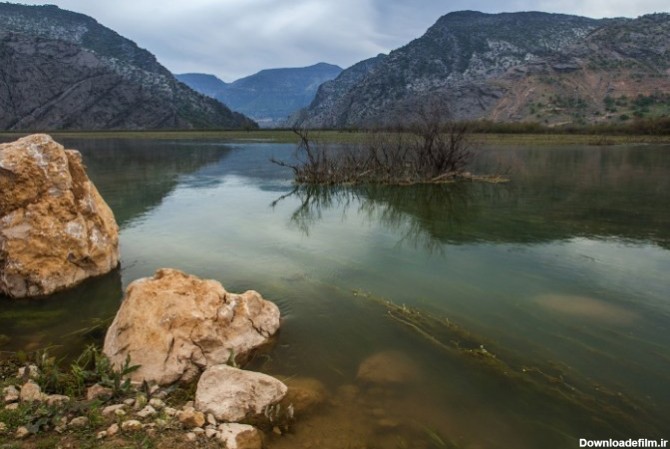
[350,289,665,438]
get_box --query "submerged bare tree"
[272,96,475,185]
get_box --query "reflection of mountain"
[276,145,670,249]
[63,139,232,227]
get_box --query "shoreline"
[1,130,670,146]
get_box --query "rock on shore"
[103,268,281,385]
[0,134,119,298]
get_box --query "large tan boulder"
[195,364,287,422]
[103,268,281,386]
[0,134,119,298]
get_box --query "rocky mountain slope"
[296,11,670,128]
[0,3,256,130]
[178,63,342,127]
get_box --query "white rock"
[185,432,197,442]
[195,364,287,422]
[68,416,89,428]
[19,381,43,402]
[96,430,107,440]
[163,406,178,417]
[17,365,39,379]
[86,384,113,401]
[3,385,19,403]
[102,404,126,416]
[107,423,119,437]
[136,405,157,418]
[45,394,70,406]
[15,426,30,439]
[217,423,263,449]
[121,420,143,432]
[205,427,218,438]
[177,406,205,428]
[148,398,165,409]
[103,269,281,385]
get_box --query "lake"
[1,138,669,448]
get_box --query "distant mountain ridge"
[296,11,670,128]
[177,63,342,127]
[0,3,256,130]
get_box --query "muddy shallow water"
[1,139,669,448]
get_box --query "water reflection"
[273,183,476,252]
[273,145,670,249]
[64,139,232,227]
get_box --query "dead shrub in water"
[273,99,474,185]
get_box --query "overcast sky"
[16,0,670,81]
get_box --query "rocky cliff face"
[297,12,670,127]
[0,3,256,130]
[178,63,342,127]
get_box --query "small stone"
[185,432,197,442]
[96,430,107,440]
[183,400,195,410]
[115,408,127,417]
[206,413,217,426]
[124,398,135,406]
[17,364,39,379]
[136,405,157,418]
[5,403,19,410]
[86,384,113,401]
[205,427,218,438]
[15,426,30,439]
[217,423,262,449]
[121,420,143,432]
[146,427,157,437]
[102,404,126,416]
[3,385,19,403]
[20,381,43,402]
[69,416,89,428]
[107,423,120,437]
[148,398,165,409]
[149,384,160,395]
[0,422,7,434]
[45,394,70,406]
[273,426,282,435]
[164,406,178,417]
[177,406,205,428]
[192,427,205,434]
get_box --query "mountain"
[296,11,670,128]
[0,3,256,130]
[175,73,228,98]
[177,62,342,127]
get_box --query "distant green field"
[1,129,669,145]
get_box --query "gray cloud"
[14,0,670,80]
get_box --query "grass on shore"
[1,129,670,146]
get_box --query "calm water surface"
[1,139,669,448]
